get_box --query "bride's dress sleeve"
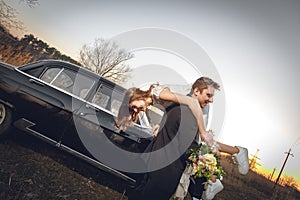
[138,111,151,128]
[151,84,165,98]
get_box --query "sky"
[8,0,300,186]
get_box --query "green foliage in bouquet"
[187,143,225,180]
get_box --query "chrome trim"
[86,101,117,117]
[13,118,58,145]
[13,118,136,184]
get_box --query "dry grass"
[212,155,300,200]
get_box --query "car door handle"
[29,78,44,86]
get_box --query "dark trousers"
[188,176,207,199]
[127,158,184,200]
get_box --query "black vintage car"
[0,60,156,185]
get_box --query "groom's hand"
[201,131,214,147]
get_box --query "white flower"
[203,153,217,166]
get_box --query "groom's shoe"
[232,146,249,175]
[202,179,224,200]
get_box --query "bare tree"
[79,38,133,84]
[0,0,38,31]
[20,0,39,8]
[0,0,23,30]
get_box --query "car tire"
[0,103,12,137]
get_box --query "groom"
[127,77,221,200]
[187,77,221,199]
[128,100,205,199]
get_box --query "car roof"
[19,59,126,91]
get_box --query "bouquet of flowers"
[187,142,225,180]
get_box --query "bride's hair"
[114,84,155,130]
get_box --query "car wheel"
[0,103,12,137]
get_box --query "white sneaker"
[202,179,224,200]
[232,146,249,175]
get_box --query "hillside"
[0,25,80,66]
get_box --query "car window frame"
[16,64,97,102]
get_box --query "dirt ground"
[0,130,131,200]
[1,130,299,200]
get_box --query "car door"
[61,81,123,156]
[61,78,155,163]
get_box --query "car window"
[90,84,123,115]
[23,65,45,77]
[109,90,123,115]
[40,67,62,83]
[92,91,110,108]
[52,70,74,92]
[40,67,95,97]
[72,73,96,99]
[111,99,121,115]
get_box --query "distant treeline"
[0,24,80,66]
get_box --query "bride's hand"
[152,124,160,137]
